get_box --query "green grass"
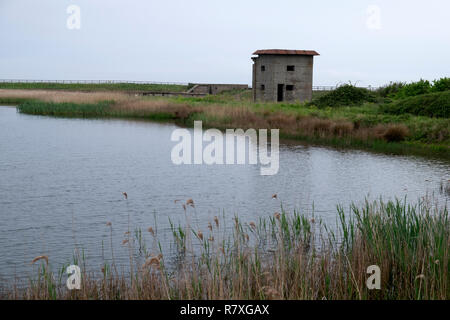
[12,96,450,159]
[0,82,189,92]
[376,78,450,99]
[16,100,191,123]
[2,198,448,300]
[17,100,113,117]
[4,83,449,158]
[0,97,35,105]
[170,93,449,153]
[381,91,450,118]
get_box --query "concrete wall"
[135,92,206,97]
[189,84,248,95]
[252,55,314,103]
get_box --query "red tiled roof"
[253,49,320,56]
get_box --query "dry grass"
[0,89,130,104]
[382,124,410,142]
[110,98,200,120]
[3,89,448,155]
[1,198,448,300]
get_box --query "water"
[0,106,448,283]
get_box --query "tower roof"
[253,49,319,56]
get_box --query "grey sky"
[0,0,449,86]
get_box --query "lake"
[0,106,448,283]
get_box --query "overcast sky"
[0,0,449,86]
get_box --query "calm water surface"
[0,106,448,282]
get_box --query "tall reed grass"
[2,88,448,157]
[2,198,448,300]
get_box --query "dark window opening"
[287,65,295,71]
[286,85,294,91]
[261,84,265,90]
[277,84,284,102]
[261,65,266,72]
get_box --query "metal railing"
[313,85,379,91]
[0,79,189,85]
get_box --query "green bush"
[310,84,377,108]
[431,77,450,92]
[381,91,450,118]
[377,78,450,100]
[395,79,431,99]
[376,82,405,98]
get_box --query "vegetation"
[376,78,450,99]
[0,81,188,92]
[309,84,378,108]
[382,125,410,142]
[381,91,450,118]
[13,98,448,156]
[18,100,113,118]
[431,77,450,93]
[1,78,449,158]
[16,99,199,123]
[0,80,449,300]
[376,82,405,98]
[395,79,432,99]
[1,198,448,300]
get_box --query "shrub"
[431,77,450,92]
[381,91,450,118]
[382,125,409,142]
[332,121,354,136]
[376,82,405,98]
[395,79,431,99]
[312,118,333,133]
[310,84,377,108]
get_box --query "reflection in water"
[0,106,448,282]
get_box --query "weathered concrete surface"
[132,91,207,97]
[252,54,316,103]
[188,84,248,95]
[131,84,248,97]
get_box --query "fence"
[0,79,189,86]
[313,85,379,91]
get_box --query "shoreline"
[0,88,449,160]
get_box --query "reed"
[2,88,448,157]
[1,198,448,300]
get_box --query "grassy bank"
[1,84,449,158]
[2,198,448,300]
[0,82,188,92]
